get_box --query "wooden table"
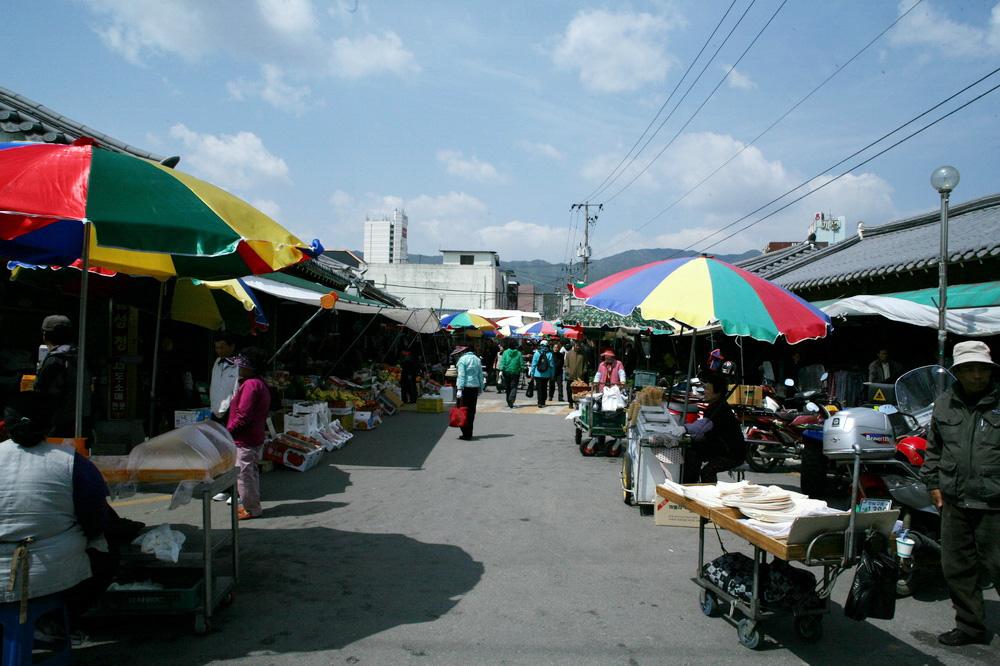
[655,484,848,649]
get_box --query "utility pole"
[570,202,602,283]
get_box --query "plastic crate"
[633,370,658,388]
[100,569,204,613]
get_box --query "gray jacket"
[921,382,1000,510]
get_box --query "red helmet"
[897,436,928,467]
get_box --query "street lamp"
[930,165,959,374]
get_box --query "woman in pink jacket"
[227,347,271,520]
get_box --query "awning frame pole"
[269,307,327,365]
[74,222,91,440]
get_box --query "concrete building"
[363,209,408,264]
[367,250,514,310]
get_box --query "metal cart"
[622,405,686,515]
[573,396,628,457]
[96,468,239,634]
[657,484,849,648]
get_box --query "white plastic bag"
[601,386,626,412]
[133,524,187,563]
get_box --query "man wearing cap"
[530,340,555,408]
[454,347,483,440]
[922,340,1000,647]
[35,315,91,438]
[593,348,626,392]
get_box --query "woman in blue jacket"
[530,340,556,408]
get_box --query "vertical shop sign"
[108,303,138,419]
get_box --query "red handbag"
[448,405,468,428]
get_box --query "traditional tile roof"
[323,249,365,269]
[739,193,1000,293]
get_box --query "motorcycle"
[742,377,832,473]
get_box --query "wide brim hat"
[600,348,616,357]
[951,340,997,369]
[451,346,468,356]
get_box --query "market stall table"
[92,460,238,635]
[655,484,896,649]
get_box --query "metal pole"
[148,280,166,438]
[74,223,91,440]
[269,307,327,365]
[937,190,950,390]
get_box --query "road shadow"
[332,411,450,469]
[472,433,514,440]
[262,461,352,502]
[257,500,346,518]
[76,526,484,665]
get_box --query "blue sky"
[6,1,1000,265]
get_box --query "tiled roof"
[323,249,365,269]
[736,241,824,279]
[0,85,165,160]
[741,193,1000,292]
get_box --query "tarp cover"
[822,295,1000,335]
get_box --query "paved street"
[77,390,997,665]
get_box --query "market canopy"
[559,307,674,334]
[243,273,440,334]
[818,281,1000,335]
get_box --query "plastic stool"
[0,593,72,666]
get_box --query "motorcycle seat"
[667,401,701,414]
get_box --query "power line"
[595,0,926,260]
[602,0,787,205]
[581,0,739,202]
[698,75,1000,253]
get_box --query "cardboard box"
[416,397,444,413]
[727,384,764,407]
[329,407,354,432]
[174,408,212,428]
[264,439,324,472]
[284,412,318,435]
[654,496,701,527]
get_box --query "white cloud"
[436,150,504,182]
[553,9,678,93]
[889,0,1000,57]
[251,198,282,219]
[517,140,564,160]
[477,220,567,260]
[329,189,353,208]
[169,124,290,192]
[86,0,214,65]
[722,64,756,90]
[257,0,316,36]
[330,31,419,78]
[227,64,312,114]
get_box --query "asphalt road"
[75,389,998,665]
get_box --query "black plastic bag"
[844,533,898,621]
[525,378,534,398]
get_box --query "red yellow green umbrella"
[0,139,321,279]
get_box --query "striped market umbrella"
[439,311,497,331]
[0,139,321,279]
[514,320,563,337]
[573,256,831,344]
[171,278,269,335]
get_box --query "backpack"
[536,350,550,373]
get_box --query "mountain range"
[396,248,761,292]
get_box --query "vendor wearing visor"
[592,348,626,392]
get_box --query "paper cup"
[896,537,916,558]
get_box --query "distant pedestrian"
[867,348,904,384]
[400,350,418,404]
[454,346,483,440]
[210,332,239,423]
[564,342,587,408]
[34,314,90,438]
[548,341,565,402]
[498,340,525,408]
[227,347,271,520]
[530,340,555,408]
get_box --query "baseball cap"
[41,314,72,332]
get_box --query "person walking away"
[211,332,240,502]
[564,342,587,407]
[548,342,566,403]
[227,348,271,520]
[482,340,499,393]
[400,350,419,404]
[682,371,747,483]
[531,340,555,408]
[921,340,1000,647]
[593,348,626,392]
[868,348,904,383]
[1,392,113,642]
[454,346,483,440]
[523,342,536,397]
[498,340,525,408]
[34,315,91,439]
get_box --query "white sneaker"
[213,492,230,502]
[227,495,233,506]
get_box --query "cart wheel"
[580,440,597,457]
[793,615,823,643]
[194,614,211,635]
[606,440,622,458]
[639,504,654,517]
[621,457,634,506]
[699,589,720,617]
[737,619,761,650]
[220,591,236,608]
[574,427,583,446]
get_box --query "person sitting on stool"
[682,371,746,483]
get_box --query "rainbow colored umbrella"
[514,320,563,337]
[439,311,497,331]
[171,278,268,335]
[0,139,321,279]
[573,256,830,344]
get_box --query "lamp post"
[930,165,959,376]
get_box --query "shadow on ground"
[76,526,484,665]
[331,411,451,469]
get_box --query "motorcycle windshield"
[895,365,955,424]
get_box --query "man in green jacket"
[921,340,1000,647]
[498,340,525,409]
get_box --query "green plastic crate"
[100,569,205,613]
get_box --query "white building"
[366,250,515,310]
[363,208,408,264]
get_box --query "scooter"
[742,378,830,472]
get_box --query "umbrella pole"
[269,306,327,365]
[148,280,166,438]
[74,223,91,441]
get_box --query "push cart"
[573,395,628,457]
[622,405,686,515]
[94,467,239,634]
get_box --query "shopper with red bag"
[453,346,483,441]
